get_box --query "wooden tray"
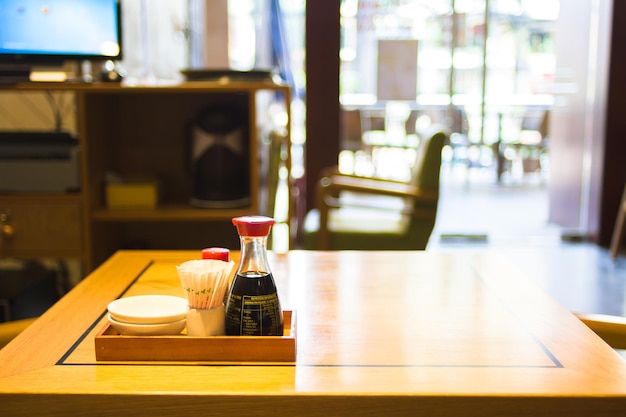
[95,310,296,362]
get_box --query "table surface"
[1,250,626,416]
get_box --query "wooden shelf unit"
[0,81,291,273]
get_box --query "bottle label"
[226,292,283,336]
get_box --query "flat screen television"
[0,0,122,82]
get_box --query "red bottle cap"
[201,247,230,262]
[232,216,275,237]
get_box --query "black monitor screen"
[0,0,122,65]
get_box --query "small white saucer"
[108,314,186,336]
[107,295,188,325]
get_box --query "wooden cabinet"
[0,195,82,258]
[1,82,291,273]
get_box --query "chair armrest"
[575,312,626,350]
[320,174,438,203]
[321,165,409,184]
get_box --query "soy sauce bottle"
[225,216,283,336]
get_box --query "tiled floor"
[431,162,558,248]
[430,163,626,318]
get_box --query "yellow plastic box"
[106,181,159,209]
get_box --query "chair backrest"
[404,110,420,135]
[361,110,386,132]
[409,123,448,191]
[520,109,550,139]
[403,124,447,248]
[340,107,364,149]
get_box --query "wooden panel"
[0,195,82,258]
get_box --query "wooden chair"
[0,317,37,349]
[340,107,364,152]
[495,109,549,181]
[302,124,447,250]
[575,313,626,350]
[609,183,626,259]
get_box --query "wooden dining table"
[1,249,626,416]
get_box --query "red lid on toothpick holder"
[201,247,230,262]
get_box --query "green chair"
[575,313,626,351]
[0,317,37,349]
[303,124,447,250]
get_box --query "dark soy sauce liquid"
[225,271,283,336]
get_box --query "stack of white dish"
[107,295,188,336]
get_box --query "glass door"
[340,0,558,181]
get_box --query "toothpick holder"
[186,304,225,336]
